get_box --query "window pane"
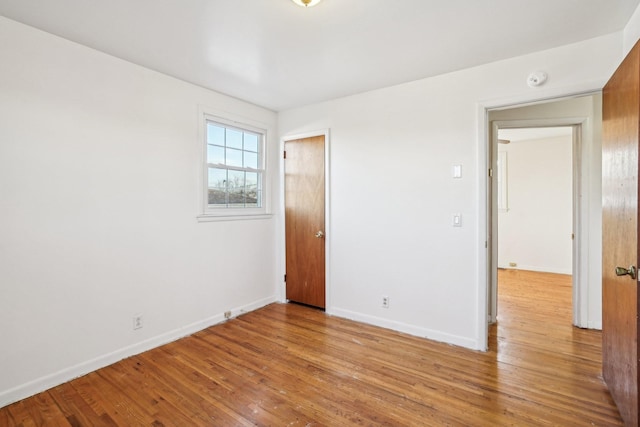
[244,151,258,169]
[244,133,258,152]
[208,168,228,205]
[208,189,227,205]
[226,128,243,149]
[207,144,225,165]
[208,167,227,188]
[246,172,259,206]
[226,148,243,167]
[207,124,225,146]
[228,170,245,205]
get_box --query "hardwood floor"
[1,270,623,426]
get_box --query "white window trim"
[196,108,272,222]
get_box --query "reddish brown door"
[285,135,326,308]
[602,41,640,426]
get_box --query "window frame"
[197,111,271,222]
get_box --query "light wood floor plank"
[0,270,624,425]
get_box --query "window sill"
[197,213,273,223]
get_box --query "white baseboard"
[0,295,277,409]
[329,307,478,350]
[498,264,572,275]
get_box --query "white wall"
[497,135,573,274]
[0,16,278,407]
[624,2,640,55]
[278,34,623,350]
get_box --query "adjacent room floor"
[0,270,623,425]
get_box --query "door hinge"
[571,233,575,240]
[283,151,287,159]
[485,241,488,249]
[488,168,493,177]
[284,274,287,282]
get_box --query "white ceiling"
[0,0,638,111]
[499,127,573,143]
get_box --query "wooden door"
[602,41,640,426]
[285,135,326,308]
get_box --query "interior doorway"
[484,93,603,345]
[494,126,574,321]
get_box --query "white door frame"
[487,118,587,327]
[476,90,601,350]
[279,129,332,312]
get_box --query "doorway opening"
[493,126,574,324]
[483,93,603,349]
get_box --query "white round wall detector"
[527,71,548,87]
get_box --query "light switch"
[452,164,462,178]
[453,213,462,227]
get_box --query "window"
[200,115,267,219]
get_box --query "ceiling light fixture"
[291,0,323,7]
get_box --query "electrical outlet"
[224,311,232,319]
[382,296,390,309]
[133,314,143,330]
[509,262,517,268]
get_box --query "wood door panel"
[602,41,640,426]
[285,135,325,308]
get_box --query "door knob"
[315,230,324,238]
[615,265,637,280]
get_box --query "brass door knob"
[615,265,637,280]
[315,230,325,238]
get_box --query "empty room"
[1,0,640,425]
